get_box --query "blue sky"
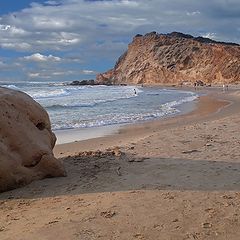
[0,0,239,82]
[0,1,41,14]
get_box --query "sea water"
[0,81,198,130]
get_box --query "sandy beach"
[1,86,240,240]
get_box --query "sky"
[0,0,239,82]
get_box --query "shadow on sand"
[1,151,240,200]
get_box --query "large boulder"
[0,87,66,192]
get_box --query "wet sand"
[1,87,240,240]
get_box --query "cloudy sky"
[0,0,239,82]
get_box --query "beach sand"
[1,87,240,239]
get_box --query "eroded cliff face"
[0,87,66,192]
[96,32,240,85]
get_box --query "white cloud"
[51,70,75,76]
[82,70,96,75]
[32,16,74,30]
[23,53,61,62]
[0,59,24,71]
[51,71,66,76]
[0,24,28,36]
[1,42,31,50]
[26,68,97,80]
[0,24,11,30]
[44,1,60,6]
[28,71,52,79]
[0,0,238,55]
[187,11,201,16]
[202,32,217,39]
[28,72,41,78]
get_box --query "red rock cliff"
[96,32,240,85]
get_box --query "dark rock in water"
[69,79,96,86]
[69,79,115,86]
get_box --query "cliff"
[96,32,240,85]
[0,87,66,192]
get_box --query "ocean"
[0,81,198,131]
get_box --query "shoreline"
[54,124,121,145]
[54,94,198,145]
[54,84,240,151]
[53,86,199,145]
[53,87,231,158]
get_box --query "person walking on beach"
[194,82,197,90]
[222,84,226,92]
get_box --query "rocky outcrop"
[69,79,95,86]
[0,87,66,192]
[67,79,113,86]
[96,32,240,85]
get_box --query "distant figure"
[222,84,226,92]
[134,89,137,95]
[226,84,229,91]
[194,82,197,90]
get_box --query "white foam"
[37,85,142,108]
[2,84,19,90]
[50,90,198,130]
[161,93,198,110]
[28,88,70,99]
[8,83,198,131]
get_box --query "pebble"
[202,222,212,228]
[100,210,116,218]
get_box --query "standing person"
[134,89,137,95]
[222,84,226,92]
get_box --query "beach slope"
[1,88,240,239]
